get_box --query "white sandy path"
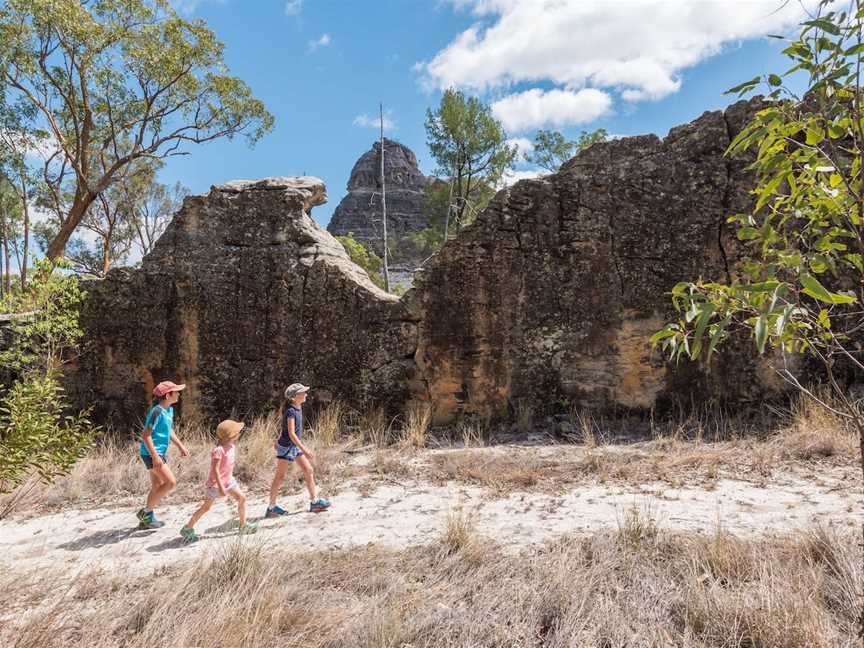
[1,469,859,577]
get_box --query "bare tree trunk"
[18,171,29,289]
[45,191,97,261]
[3,234,9,296]
[0,203,6,298]
[12,239,21,280]
[443,177,454,243]
[379,102,390,293]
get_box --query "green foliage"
[410,182,450,256]
[0,0,274,259]
[1,259,85,372]
[652,1,864,402]
[0,258,95,494]
[336,233,385,290]
[526,128,608,172]
[425,89,517,229]
[0,369,93,494]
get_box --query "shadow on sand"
[57,526,157,551]
[144,513,299,553]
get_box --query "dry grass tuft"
[616,500,660,549]
[309,401,345,447]
[431,451,544,492]
[399,403,431,449]
[772,394,857,461]
[1,525,858,648]
[361,407,391,448]
[458,420,489,447]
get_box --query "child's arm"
[170,431,190,457]
[141,427,162,466]
[286,418,313,458]
[212,453,226,496]
[141,417,163,466]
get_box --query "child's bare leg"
[296,455,317,501]
[268,459,290,507]
[185,498,214,530]
[146,465,177,509]
[228,489,247,526]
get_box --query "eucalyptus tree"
[0,0,274,260]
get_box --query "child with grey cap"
[265,383,331,517]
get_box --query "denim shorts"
[140,454,167,470]
[206,478,239,499]
[276,443,303,462]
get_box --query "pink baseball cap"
[153,381,187,398]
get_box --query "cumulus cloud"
[307,33,332,53]
[284,0,302,16]
[353,111,396,130]
[506,137,534,158]
[492,88,612,131]
[421,0,817,121]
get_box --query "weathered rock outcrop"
[327,138,436,260]
[71,97,810,428]
[70,177,418,426]
[410,98,788,423]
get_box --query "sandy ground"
[1,456,859,578]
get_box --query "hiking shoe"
[136,508,147,522]
[238,522,258,535]
[309,498,331,513]
[139,511,166,529]
[180,526,199,543]
[265,505,287,518]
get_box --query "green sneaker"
[238,522,258,535]
[180,526,199,543]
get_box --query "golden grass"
[361,406,391,448]
[399,402,431,449]
[308,400,345,448]
[2,394,859,514]
[1,524,858,648]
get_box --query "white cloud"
[500,168,546,187]
[307,33,332,53]
[353,111,397,130]
[284,0,302,16]
[492,88,612,132]
[506,137,533,158]
[422,0,816,108]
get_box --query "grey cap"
[284,383,310,399]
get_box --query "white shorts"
[206,478,240,499]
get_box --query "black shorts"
[140,454,167,470]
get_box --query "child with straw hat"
[180,419,257,542]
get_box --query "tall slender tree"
[425,89,517,229]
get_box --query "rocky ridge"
[327,138,440,270]
[70,98,817,427]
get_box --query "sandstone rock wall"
[70,177,418,426]
[72,98,806,428]
[410,98,786,424]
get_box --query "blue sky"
[162,0,814,228]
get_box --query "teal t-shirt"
[140,405,174,457]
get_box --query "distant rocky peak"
[345,138,426,192]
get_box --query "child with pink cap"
[136,380,189,529]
